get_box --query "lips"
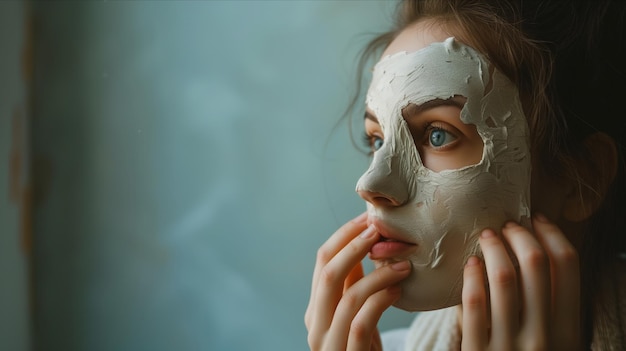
[368,219,417,259]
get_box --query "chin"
[393,292,462,312]
[391,268,464,312]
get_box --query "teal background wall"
[24,1,417,350]
[0,1,31,351]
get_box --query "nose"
[355,144,410,208]
[355,163,409,207]
[357,189,404,207]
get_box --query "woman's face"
[356,21,532,311]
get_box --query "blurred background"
[1,1,417,350]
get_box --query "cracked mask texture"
[356,38,531,311]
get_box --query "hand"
[461,213,581,350]
[305,212,412,351]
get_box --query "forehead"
[382,20,453,57]
[366,37,489,127]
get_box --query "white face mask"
[356,37,531,311]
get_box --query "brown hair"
[350,0,626,347]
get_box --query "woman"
[306,0,625,350]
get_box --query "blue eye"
[361,132,384,155]
[429,128,456,147]
[373,137,384,151]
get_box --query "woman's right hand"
[304,212,412,351]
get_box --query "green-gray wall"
[21,1,415,350]
[0,1,31,350]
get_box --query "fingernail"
[391,260,410,271]
[359,225,377,239]
[480,229,495,239]
[533,212,548,223]
[466,256,480,267]
[503,221,517,229]
[352,212,368,224]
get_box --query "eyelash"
[362,122,457,156]
[362,132,378,156]
[423,122,457,149]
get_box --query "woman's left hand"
[461,213,581,351]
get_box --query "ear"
[563,132,618,222]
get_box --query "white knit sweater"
[381,263,626,350]
[381,307,460,351]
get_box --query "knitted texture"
[404,307,460,351]
[397,263,626,350]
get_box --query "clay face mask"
[356,37,531,311]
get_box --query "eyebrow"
[401,98,466,120]
[364,97,466,123]
[364,111,378,123]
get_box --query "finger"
[344,262,365,293]
[479,228,519,347]
[461,256,488,350]
[532,213,580,345]
[329,261,410,349]
[312,225,380,335]
[307,212,368,327]
[501,221,550,346]
[346,285,402,351]
[311,212,368,300]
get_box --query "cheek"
[420,144,483,172]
